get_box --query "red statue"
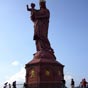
[27,1,53,53]
[25,2,64,88]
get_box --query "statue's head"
[39,0,46,3]
[31,3,35,9]
[39,0,46,9]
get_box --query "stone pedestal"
[25,51,64,88]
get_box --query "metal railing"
[2,84,24,88]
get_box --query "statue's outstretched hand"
[26,5,29,11]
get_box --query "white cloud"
[5,68,25,84]
[11,61,19,66]
[64,74,73,88]
[64,74,73,81]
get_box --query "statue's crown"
[39,0,46,2]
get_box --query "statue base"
[25,50,64,88]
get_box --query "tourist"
[71,78,75,88]
[82,78,87,88]
[3,82,8,88]
[23,82,28,88]
[9,83,11,88]
[61,79,67,88]
[79,81,83,88]
[12,81,16,88]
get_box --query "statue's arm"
[26,5,32,11]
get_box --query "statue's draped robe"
[31,8,53,51]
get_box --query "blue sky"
[0,0,88,87]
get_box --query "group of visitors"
[71,78,75,88]
[3,81,16,88]
[70,78,88,88]
[61,79,75,88]
[79,78,88,88]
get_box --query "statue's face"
[39,2,46,8]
